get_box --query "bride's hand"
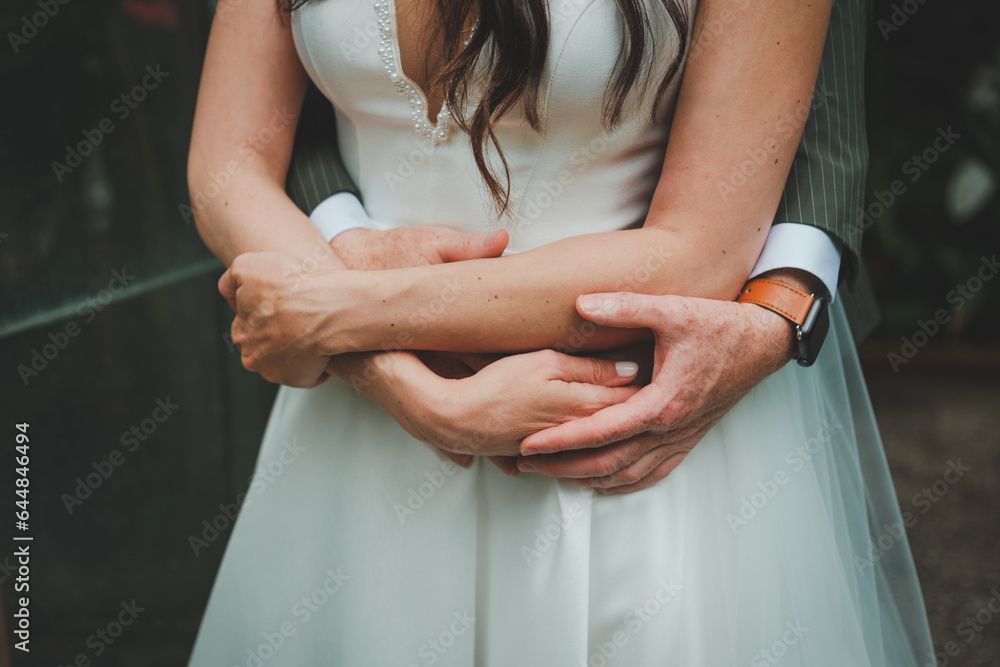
[390,350,641,458]
[219,251,338,388]
[220,226,508,387]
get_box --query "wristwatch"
[736,278,830,367]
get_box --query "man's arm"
[517,0,874,490]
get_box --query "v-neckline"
[384,0,447,130]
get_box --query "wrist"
[316,269,372,356]
[738,269,831,366]
[384,355,469,446]
[741,302,798,363]
[329,228,378,270]
[742,268,814,361]
[357,268,419,352]
[331,350,429,404]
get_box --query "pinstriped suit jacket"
[285,0,880,340]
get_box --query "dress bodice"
[292,0,696,252]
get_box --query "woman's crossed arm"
[221,0,835,361]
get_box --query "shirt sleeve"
[748,222,843,301]
[308,193,375,243]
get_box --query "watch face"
[796,299,830,367]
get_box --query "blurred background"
[0,0,998,664]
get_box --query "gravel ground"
[861,346,1000,667]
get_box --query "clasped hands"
[220,226,796,494]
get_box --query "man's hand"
[518,281,807,493]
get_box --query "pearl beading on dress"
[374,0,476,145]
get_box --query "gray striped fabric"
[774,0,872,290]
[285,82,361,214]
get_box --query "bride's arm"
[187,0,638,456]
[189,0,423,394]
[241,0,835,356]
[188,0,347,269]
[189,0,643,462]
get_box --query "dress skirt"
[188,299,934,666]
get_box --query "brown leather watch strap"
[736,278,815,325]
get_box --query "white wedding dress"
[189,0,934,665]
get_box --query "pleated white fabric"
[189,0,934,664]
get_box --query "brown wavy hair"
[279,0,690,217]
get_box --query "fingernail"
[615,361,638,377]
[517,461,537,473]
[482,231,500,247]
[578,294,603,313]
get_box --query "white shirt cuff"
[308,193,374,243]
[749,222,842,301]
